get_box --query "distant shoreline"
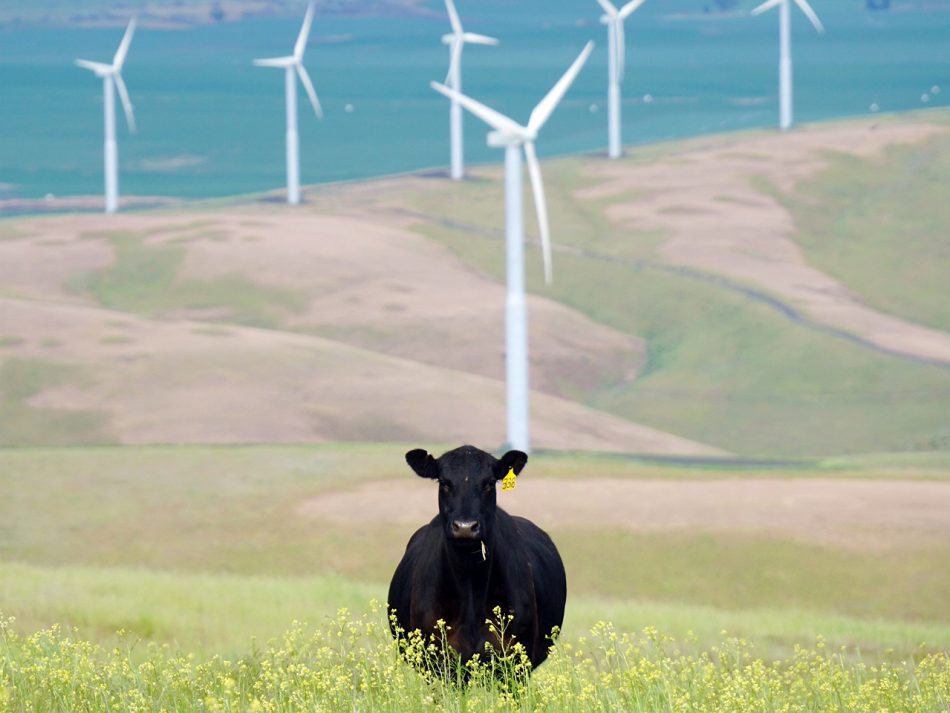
[3,106,946,219]
[4,1,949,30]
[0,0,435,30]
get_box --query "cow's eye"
[482,481,494,493]
[439,480,452,493]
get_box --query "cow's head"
[406,445,527,543]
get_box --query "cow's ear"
[497,450,528,478]
[406,449,439,480]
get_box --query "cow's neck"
[441,538,495,618]
[442,538,493,582]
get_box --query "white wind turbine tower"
[752,0,825,131]
[441,0,499,180]
[431,42,594,452]
[254,1,323,205]
[75,17,137,214]
[596,0,647,159]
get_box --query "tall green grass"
[3,562,949,662]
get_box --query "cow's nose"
[452,520,480,539]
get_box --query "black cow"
[387,445,566,671]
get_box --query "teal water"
[0,0,947,201]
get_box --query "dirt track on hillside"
[576,120,950,365]
[297,477,950,551]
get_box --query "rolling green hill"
[1,111,948,457]
[396,113,950,456]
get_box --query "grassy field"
[0,359,112,446]
[2,445,949,659]
[2,444,950,709]
[72,230,310,329]
[3,559,950,662]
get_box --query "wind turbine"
[752,0,825,131]
[431,42,594,452]
[254,1,323,205]
[75,17,137,214]
[596,0,647,159]
[441,0,499,180]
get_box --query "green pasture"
[3,559,950,663]
[72,230,309,328]
[0,359,112,446]
[1,444,949,665]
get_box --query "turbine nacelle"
[441,0,499,86]
[253,56,296,68]
[74,60,114,78]
[597,0,648,21]
[487,130,534,148]
[253,1,322,119]
[431,41,594,285]
[75,16,137,134]
[595,0,646,85]
[751,0,825,34]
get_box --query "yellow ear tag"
[501,467,517,491]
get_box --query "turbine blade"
[75,59,111,74]
[619,0,648,19]
[254,56,295,67]
[523,142,553,285]
[296,63,323,119]
[596,0,619,18]
[430,81,526,137]
[793,0,826,33]
[114,72,136,133]
[527,41,594,133]
[616,20,626,84]
[294,1,315,60]
[461,32,499,45]
[446,38,462,86]
[751,0,782,15]
[444,0,462,34]
[112,16,136,70]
